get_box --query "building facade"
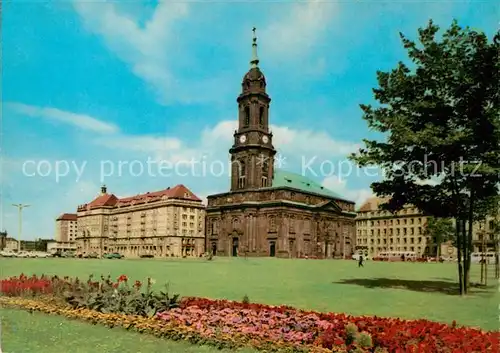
[355,197,431,257]
[205,30,356,258]
[356,197,499,258]
[0,231,6,250]
[75,184,205,258]
[470,214,498,253]
[5,237,18,252]
[54,213,78,252]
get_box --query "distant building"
[355,197,431,258]
[5,237,18,252]
[19,239,52,252]
[356,197,499,258]
[76,184,205,258]
[471,215,498,253]
[0,230,7,250]
[54,213,78,252]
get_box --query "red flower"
[117,275,128,282]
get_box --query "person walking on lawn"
[358,255,364,267]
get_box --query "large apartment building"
[356,196,499,258]
[54,213,78,251]
[75,184,205,258]
[355,197,430,257]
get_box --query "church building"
[205,29,357,258]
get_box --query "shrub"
[355,332,372,349]
[242,294,250,304]
[64,275,180,317]
[345,323,358,345]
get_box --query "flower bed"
[1,274,499,353]
[0,273,53,296]
[171,298,500,353]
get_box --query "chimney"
[101,185,107,194]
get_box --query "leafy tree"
[424,217,455,257]
[350,20,500,295]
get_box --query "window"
[244,106,250,126]
[290,216,295,233]
[259,106,264,125]
[269,216,277,232]
[238,159,246,188]
[261,160,269,187]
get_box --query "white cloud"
[5,102,118,134]
[322,176,374,206]
[93,119,359,165]
[73,2,220,105]
[94,135,182,153]
[260,0,339,59]
[73,1,343,104]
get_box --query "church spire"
[250,27,259,68]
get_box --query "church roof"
[271,170,353,203]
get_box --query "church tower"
[230,28,276,191]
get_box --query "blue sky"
[2,0,497,240]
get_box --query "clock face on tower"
[262,135,269,144]
[239,135,247,143]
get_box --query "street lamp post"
[12,204,30,252]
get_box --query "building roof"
[56,213,78,221]
[358,196,391,212]
[79,184,201,211]
[271,170,353,203]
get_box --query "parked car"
[62,251,75,258]
[103,252,123,259]
[0,250,16,257]
[27,252,38,258]
[83,252,99,259]
[34,251,51,258]
[16,251,30,258]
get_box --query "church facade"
[205,30,356,258]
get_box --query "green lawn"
[0,257,497,352]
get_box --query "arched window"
[232,218,239,229]
[259,106,265,125]
[261,160,268,187]
[244,106,250,126]
[238,159,246,188]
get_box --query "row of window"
[365,246,434,254]
[358,227,424,236]
[357,208,420,218]
[357,217,424,227]
[357,237,428,245]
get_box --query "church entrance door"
[232,237,239,257]
[211,242,217,256]
[269,241,276,257]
